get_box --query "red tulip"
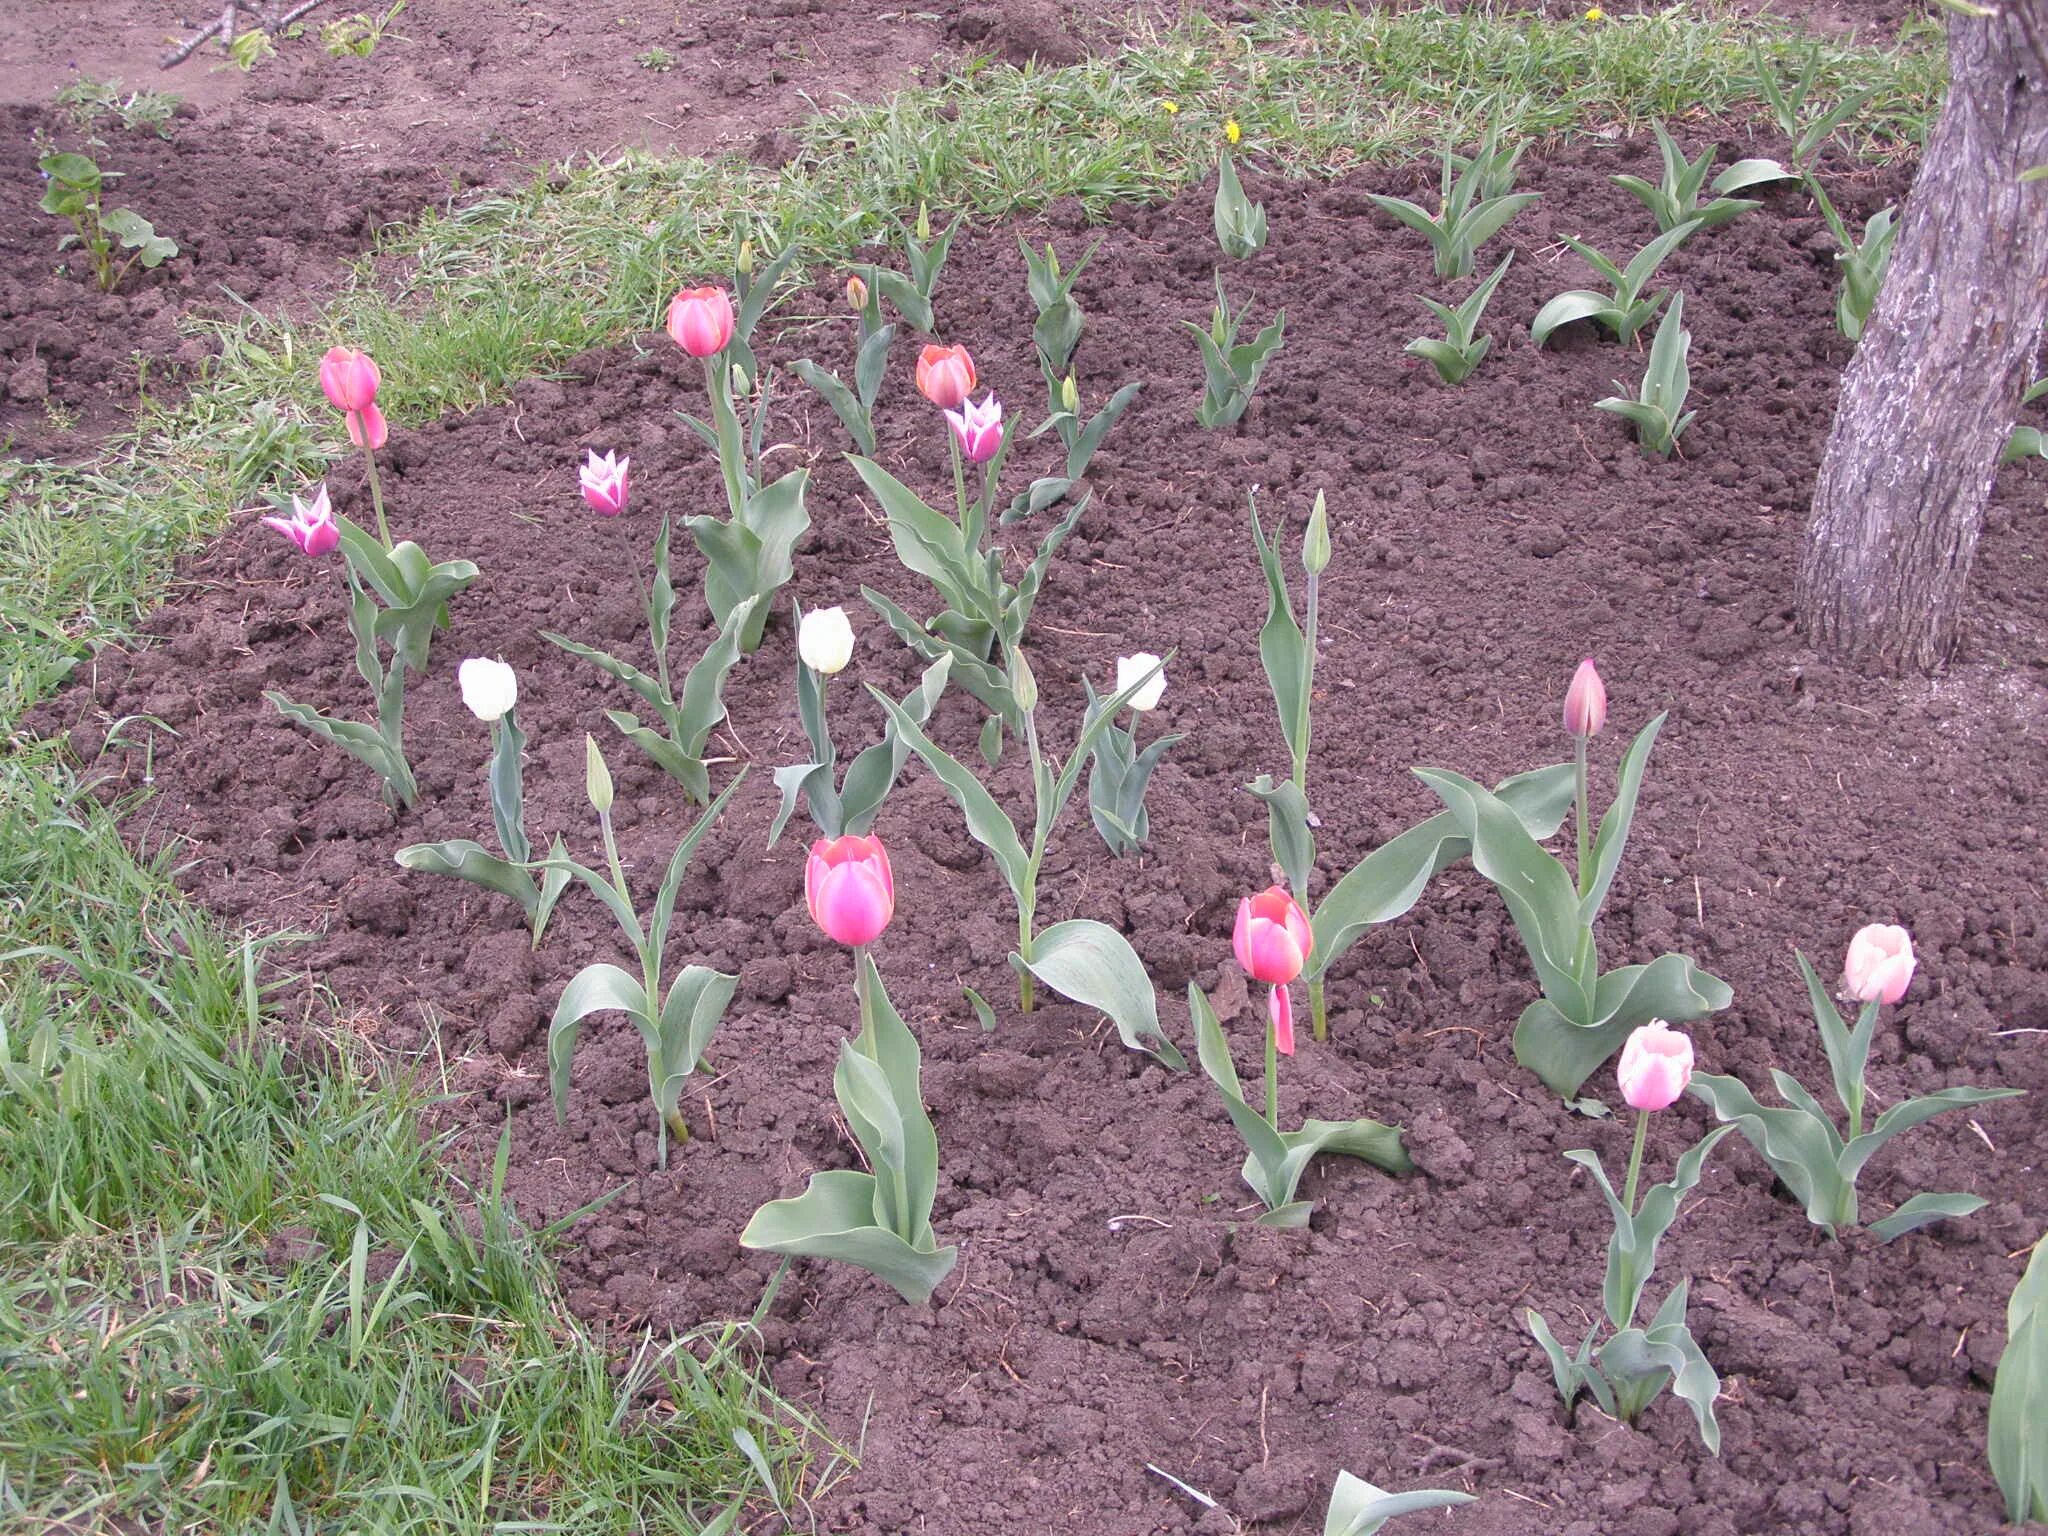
[1563,657,1607,738]
[915,343,976,410]
[318,346,380,413]
[262,485,340,558]
[667,285,735,358]
[805,834,895,947]
[1617,1020,1693,1111]
[1234,885,1312,1054]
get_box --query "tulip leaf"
[1840,1086,2024,1181]
[1249,500,1310,773]
[869,686,1030,897]
[1869,1191,1989,1243]
[1531,289,1620,348]
[651,965,738,1127]
[848,455,978,618]
[1513,954,1732,1100]
[788,358,878,457]
[1245,774,1315,901]
[486,714,531,865]
[740,1171,958,1306]
[548,963,653,1126]
[1579,712,1666,924]
[1990,1234,2048,1523]
[1324,1471,1476,1536]
[393,838,540,917]
[1022,920,1183,1069]
[649,773,747,978]
[1687,1069,1857,1230]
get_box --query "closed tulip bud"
[666,285,735,357]
[944,394,1003,464]
[846,273,868,312]
[262,484,340,558]
[579,449,630,516]
[798,605,856,675]
[1234,885,1312,1056]
[1563,657,1607,738]
[805,834,895,946]
[1617,1020,1693,1111]
[733,363,754,396]
[1844,924,1915,1005]
[1114,652,1167,712]
[458,657,518,723]
[318,346,380,413]
[1059,374,1079,413]
[915,343,976,410]
[915,201,931,242]
[585,735,614,815]
[1303,491,1331,576]
[1009,645,1039,714]
[736,239,754,277]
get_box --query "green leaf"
[788,359,877,456]
[1869,1191,1989,1243]
[1606,1125,1734,1331]
[1713,157,1793,194]
[488,714,531,864]
[1990,1234,2048,1522]
[1513,953,1732,1100]
[653,966,738,1114]
[1021,920,1183,1069]
[1531,290,1620,348]
[1245,774,1315,901]
[1249,500,1310,770]
[869,685,1030,899]
[1840,1085,2024,1181]
[1687,1069,1853,1231]
[848,455,980,619]
[393,839,539,917]
[1580,712,1666,923]
[541,632,670,713]
[740,1169,958,1305]
[1192,983,1292,1201]
[548,963,653,1123]
[1324,1471,1476,1536]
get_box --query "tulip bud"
[798,606,856,675]
[318,346,380,414]
[666,285,735,358]
[915,344,976,410]
[916,201,931,242]
[1617,1020,1693,1112]
[1114,653,1167,712]
[1009,645,1039,714]
[846,273,869,312]
[733,363,754,396]
[458,657,518,723]
[1844,924,1915,1005]
[1233,885,1313,1056]
[585,735,614,815]
[1563,658,1607,739]
[1303,491,1331,576]
[1059,374,1079,414]
[736,239,754,277]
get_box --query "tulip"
[458,657,518,723]
[943,394,1003,464]
[262,485,340,558]
[915,343,976,410]
[1617,1020,1693,1112]
[806,834,894,947]
[346,402,388,451]
[846,273,869,312]
[318,346,380,414]
[798,606,856,675]
[666,285,735,357]
[1563,657,1607,738]
[1234,885,1311,1057]
[1114,652,1167,712]
[1844,924,1915,1006]
[579,449,631,516]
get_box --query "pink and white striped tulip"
[1844,924,1915,1006]
[1233,885,1312,1055]
[262,485,340,558]
[1617,1020,1693,1112]
[579,449,631,516]
[944,394,1003,465]
[805,834,895,947]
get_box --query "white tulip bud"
[797,606,856,675]
[457,657,518,723]
[585,735,614,815]
[1115,652,1167,712]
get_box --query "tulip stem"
[665,1107,690,1146]
[1846,1002,1875,1140]
[1573,734,1592,900]
[948,433,970,529]
[1622,1108,1649,1222]
[1265,1001,1281,1130]
[705,354,748,525]
[360,441,392,550]
[1296,566,1319,795]
[1308,976,1328,1044]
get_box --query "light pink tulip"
[1234,885,1312,1055]
[262,485,340,558]
[667,285,735,358]
[1563,657,1607,738]
[318,346,381,414]
[1617,1020,1693,1111]
[944,394,1003,465]
[1844,924,1915,1005]
[915,344,976,410]
[580,449,631,516]
[805,834,895,947]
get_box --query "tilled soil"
[27,133,2048,1534]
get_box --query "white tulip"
[458,657,518,722]
[798,606,856,675]
[1115,652,1167,712]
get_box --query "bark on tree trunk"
[1797,0,2048,673]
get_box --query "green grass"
[0,5,1946,1523]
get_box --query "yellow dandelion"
[1160,98,1180,115]
[1584,6,1604,18]
[1225,118,1242,145]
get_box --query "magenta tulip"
[262,485,340,558]
[1844,924,1915,1005]
[1563,657,1607,738]
[318,346,380,414]
[666,285,735,358]
[345,402,388,451]
[579,449,631,516]
[1617,1020,1693,1111]
[1233,885,1312,1055]
[805,834,895,947]
[944,394,1003,464]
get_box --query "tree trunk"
[1797,0,2048,673]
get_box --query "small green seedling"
[1612,121,1791,234]
[1531,221,1700,347]
[1594,293,1697,457]
[1324,1469,1477,1535]
[1829,204,1898,343]
[1213,149,1269,261]
[1754,43,1881,167]
[1185,271,1286,427]
[1406,251,1514,384]
[2003,376,2048,465]
[1368,127,1539,280]
[38,151,177,293]
[322,1,406,58]
[55,77,179,139]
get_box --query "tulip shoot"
[1083,669,1184,856]
[1406,251,1513,385]
[1530,222,1699,348]
[1611,121,1790,235]
[1687,948,2020,1240]
[1990,1233,2048,1524]
[1323,1471,1476,1536]
[1185,271,1285,428]
[1367,125,1538,280]
[1190,985,1408,1227]
[546,754,745,1168]
[1594,293,1697,457]
[740,953,958,1305]
[1212,149,1269,261]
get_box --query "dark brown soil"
[28,132,2048,1535]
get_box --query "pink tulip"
[1844,924,1915,1005]
[805,834,895,947]
[944,394,1003,464]
[345,401,388,451]
[580,449,631,516]
[667,285,735,358]
[1563,657,1607,738]
[318,347,381,414]
[1617,1020,1693,1111]
[262,485,340,558]
[1234,885,1312,1056]
[915,343,976,410]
